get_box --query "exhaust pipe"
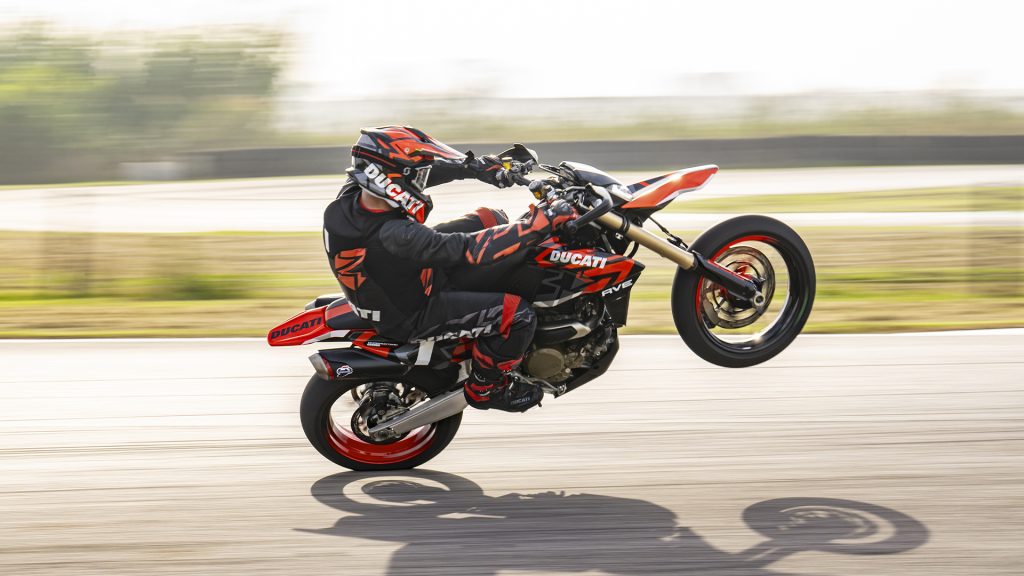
[368,388,468,437]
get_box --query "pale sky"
[3,0,1022,99]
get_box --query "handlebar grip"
[549,200,575,216]
[563,184,612,235]
[511,173,533,187]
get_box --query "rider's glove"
[542,199,579,232]
[468,154,513,189]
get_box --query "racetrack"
[2,332,1022,575]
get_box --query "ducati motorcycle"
[268,145,816,471]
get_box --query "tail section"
[622,165,718,210]
[268,307,337,346]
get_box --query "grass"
[1,224,1021,338]
[667,185,1024,214]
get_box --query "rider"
[323,126,577,412]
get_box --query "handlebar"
[563,184,612,235]
[504,158,614,234]
[509,169,534,188]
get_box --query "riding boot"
[464,370,543,412]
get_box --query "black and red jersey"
[323,181,557,339]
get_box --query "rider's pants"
[409,207,536,399]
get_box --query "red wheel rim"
[326,416,437,465]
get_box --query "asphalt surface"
[2,165,1021,232]
[1,331,1022,575]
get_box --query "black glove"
[545,199,579,231]
[467,154,513,189]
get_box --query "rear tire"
[672,215,815,367]
[300,376,462,471]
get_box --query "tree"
[0,23,286,183]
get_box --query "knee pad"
[475,207,509,228]
[500,294,536,338]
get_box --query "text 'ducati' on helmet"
[349,126,466,223]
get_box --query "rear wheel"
[300,376,462,471]
[672,215,815,367]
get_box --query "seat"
[306,293,345,310]
[323,298,436,363]
[324,298,375,330]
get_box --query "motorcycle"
[268,145,816,471]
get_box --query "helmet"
[349,126,466,223]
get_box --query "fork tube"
[596,212,697,270]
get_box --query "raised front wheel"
[672,215,815,367]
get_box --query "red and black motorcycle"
[269,145,815,471]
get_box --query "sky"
[2,0,1023,100]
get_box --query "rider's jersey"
[323,180,555,339]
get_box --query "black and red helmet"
[349,126,466,223]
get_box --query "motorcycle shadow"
[299,470,928,576]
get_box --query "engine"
[524,339,589,382]
[523,296,613,383]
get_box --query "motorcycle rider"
[323,126,577,412]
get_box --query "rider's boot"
[464,370,543,412]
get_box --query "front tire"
[672,215,815,367]
[300,376,463,471]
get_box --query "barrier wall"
[179,135,1024,179]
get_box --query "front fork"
[595,212,765,306]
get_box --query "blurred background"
[0,0,1021,336]
[2,5,1023,576]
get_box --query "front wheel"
[672,215,815,367]
[300,376,462,471]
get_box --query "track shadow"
[299,470,928,576]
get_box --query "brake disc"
[350,382,410,444]
[701,245,776,329]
